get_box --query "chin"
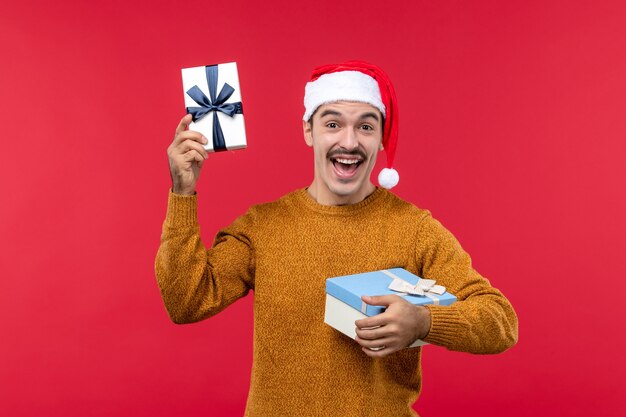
[328,180,365,198]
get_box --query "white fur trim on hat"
[303,71,386,121]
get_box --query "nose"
[338,127,359,150]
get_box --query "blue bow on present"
[186,65,243,152]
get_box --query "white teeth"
[335,158,360,164]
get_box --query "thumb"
[361,294,396,307]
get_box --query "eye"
[326,122,338,128]
[360,124,373,131]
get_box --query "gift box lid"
[325,268,457,316]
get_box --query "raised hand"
[167,114,209,195]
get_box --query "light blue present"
[326,267,457,316]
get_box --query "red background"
[1,0,625,415]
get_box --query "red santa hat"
[303,60,400,189]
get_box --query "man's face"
[303,101,384,205]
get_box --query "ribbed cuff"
[423,305,462,346]
[165,189,198,227]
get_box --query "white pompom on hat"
[303,60,400,189]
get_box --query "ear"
[303,119,313,147]
[379,140,384,151]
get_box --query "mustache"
[327,147,367,160]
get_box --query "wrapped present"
[181,62,246,152]
[324,268,457,348]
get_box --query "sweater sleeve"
[155,190,255,324]
[415,213,518,353]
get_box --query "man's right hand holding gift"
[167,114,209,195]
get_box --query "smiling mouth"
[331,156,364,178]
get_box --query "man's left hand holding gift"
[355,295,432,358]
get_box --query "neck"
[306,181,376,206]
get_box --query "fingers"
[175,114,193,135]
[173,115,208,147]
[355,335,395,350]
[361,294,402,307]
[182,149,206,164]
[355,296,424,358]
[355,325,393,341]
[357,295,416,329]
[355,295,402,329]
[173,130,208,149]
[355,315,384,330]
[178,135,209,158]
[361,344,398,358]
[169,132,209,162]
[168,115,209,195]
[356,335,400,358]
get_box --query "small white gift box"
[181,62,247,152]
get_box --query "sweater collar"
[294,187,387,215]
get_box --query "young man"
[156,61,518,416]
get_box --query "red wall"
[1,1,625,415]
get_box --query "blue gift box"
[326,268,457,316]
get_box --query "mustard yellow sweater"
[155,188,518,416]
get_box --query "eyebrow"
[358,112,381,122]
[319,109,342,118]
[318,110,381,123]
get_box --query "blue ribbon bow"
[186,65,243,152]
